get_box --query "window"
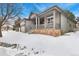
[47,16,53,23]
[40,17,44,24]
[48,18,50,23]
[51,17,53,19]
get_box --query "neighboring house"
[1,21,13,31]
[76,21,79,29]
[20,18,33,32]
[0,17,16,31]
[76,17,79,29]
[27,5,76,33]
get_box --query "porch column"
[38,17,40,29]
[44,16,47,28]
[36,16,38,29]
[53,10,56,29]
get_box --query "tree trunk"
[0,26,2,37]
[20,27,21,32]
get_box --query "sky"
[21,3,79,18]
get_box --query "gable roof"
[29,12,38,19]
[39,5,64,16]
[29,5,64,17]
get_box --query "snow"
[0,47,9,56]
[0,30,79,56]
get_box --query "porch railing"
[33,23,53,29]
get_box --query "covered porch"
[32,10,61,30]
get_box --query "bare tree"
[0,3,22,37]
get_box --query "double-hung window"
[47,16,53,23]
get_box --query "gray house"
[21,5,76,33]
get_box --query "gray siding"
[61,14,69,32]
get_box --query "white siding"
[21,26,25,32]
[20,20,33,32]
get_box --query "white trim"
[47,16,53,19]
[36,16,38,29]
[53,10,56,29]
[44,17,47,28]
[38,17,40,28]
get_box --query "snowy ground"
[0,30,79,56]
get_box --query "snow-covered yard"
[0,30,79,56]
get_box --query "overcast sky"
[21,3,79,18]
